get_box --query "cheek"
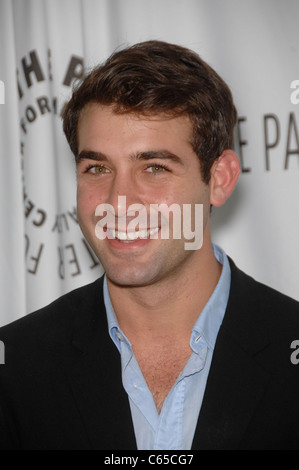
[149,185,183,204]
[77,184,104,223]
[160,184,209,206]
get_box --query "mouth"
[106,227,160,242]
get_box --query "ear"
[209,150,241,207]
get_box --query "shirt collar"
[190,244,231,353]
[103,277,127,351]
[103,244,231,353]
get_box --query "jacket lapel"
[191,330,270,449]
[63,277,136,450]
[192,259,271,450]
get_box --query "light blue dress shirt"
[103,244,231,450]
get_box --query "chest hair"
[133,342,192,414]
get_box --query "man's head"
[62,40,240,288]
[62,40,237,184]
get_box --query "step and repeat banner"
[0,0,298,326]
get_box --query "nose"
[106,171,144,219]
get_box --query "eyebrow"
[76,150,108,164]
[132,151,183,165]
[77,149,184,165]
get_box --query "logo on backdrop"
[17,49,101,289]
[15,49,299,294]
[233,81,299,173]
[236,114,299,173]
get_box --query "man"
[0,40,299,450]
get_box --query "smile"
[107,227,160,241]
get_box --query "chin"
[104,264,161,288]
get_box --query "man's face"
[77,103,211,287]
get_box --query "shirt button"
[195,335,201,343]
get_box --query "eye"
[85,165,109,175]
[146,164,169,174]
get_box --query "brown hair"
[62,40,237,183]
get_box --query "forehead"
[77,103,194,154]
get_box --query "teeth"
[117,231,127,240]
[108,229,116,239]
[149,227,159,237]
[127,230,147,240]
[107,227,159,241]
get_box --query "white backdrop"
[0,0,298,327]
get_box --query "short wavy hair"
[62,40,237,183]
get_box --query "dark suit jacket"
[0,258,299,450]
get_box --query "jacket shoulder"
[0,277,105,345]
[227,258,299,373]
[229,257,299,319]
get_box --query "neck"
[107,238,222,341]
